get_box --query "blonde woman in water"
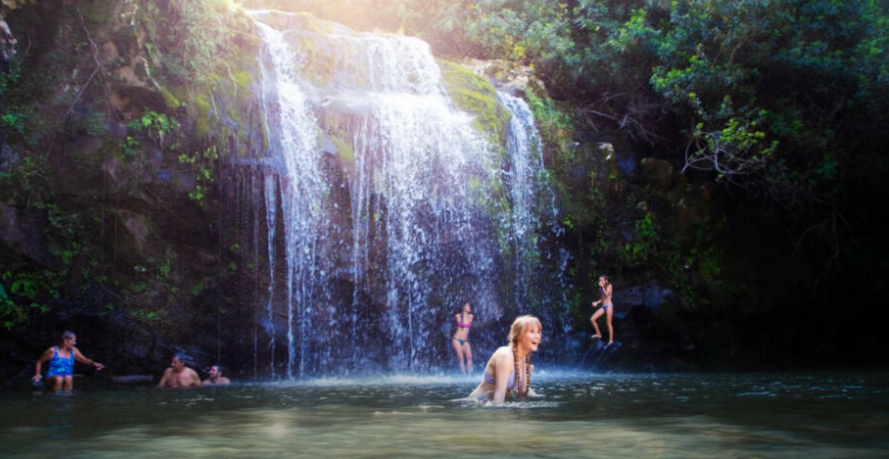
[467,315,542,403]
[451,302,474,374]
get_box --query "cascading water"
[499,93,563,309]
[244,11,564,378]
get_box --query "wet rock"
[612,281,674,312]
[639,157,674,190]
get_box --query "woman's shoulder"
[491,346,512,357]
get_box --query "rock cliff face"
[0,0,267,380]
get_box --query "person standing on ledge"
[157,354,202,388]
[590,274,615,344]
[451,302,474,374]
[467,315,542,403]
[32,330,105,393]
[202,364,231,386]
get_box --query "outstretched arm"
[73,348,104,371]
[32,347,53,382]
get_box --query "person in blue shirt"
[32,330,104,393]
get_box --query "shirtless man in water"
[202,364,231,386]
[157,354,202,388]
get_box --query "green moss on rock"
[193,93,212,140]
[160,87,181,109]
[438,59,511,147]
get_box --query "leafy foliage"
[179,145,218,206]
[621,211,658,268]
[0,272,52,330]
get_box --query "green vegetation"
[179,145,219,206]
[0,0,261,336]
[250,0,888,207]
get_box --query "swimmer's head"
[171,353,188,370]
[508,315,542,348]
[61,330,76,348]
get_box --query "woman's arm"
[32,347,53,381]
[491,348,513,403]
[73,348,104,370]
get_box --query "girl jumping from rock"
[590,275,615,344]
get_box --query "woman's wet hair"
[508,315,542,347]
[61,330,76,341]
[599,274,610,284]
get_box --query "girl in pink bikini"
[451,302,474,374]
[590,275,615,344]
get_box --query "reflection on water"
[2,371,887,458]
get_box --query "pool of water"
[2,370,887,458]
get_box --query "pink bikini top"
[457,314,472,328]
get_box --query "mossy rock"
[639,157,674,190]
[160,87,181,110]
[250,10,343,34]
[192,93,212,140]
[437,59,511,148]
[113,86,169,114]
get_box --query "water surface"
[2,370,887,458]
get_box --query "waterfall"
[245,11,563,377]
[263,173,278,379]
[499,92,563,309]
[498,92,570,342]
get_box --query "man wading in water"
[157,354,202,388]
